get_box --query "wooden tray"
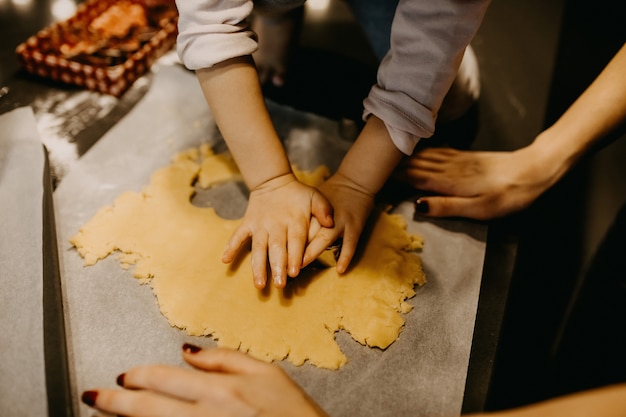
[15,0,177,96]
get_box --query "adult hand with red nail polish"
[81,345,329,417]
[397,144,563,220]
[398,44,626,221]
[80,345,626,417]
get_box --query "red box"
[15,0,178,97]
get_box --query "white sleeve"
[175,0,258,70]
[363,0,491,155]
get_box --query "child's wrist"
[248,171,297,193]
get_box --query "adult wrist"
[532,127,585,172]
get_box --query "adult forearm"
[533,43,626,171]
[196,56,292,190]
[468,384,626,417]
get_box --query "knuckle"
[268,240,285,251]
[287,225,307,239]
[251,238,267,251]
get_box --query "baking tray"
[54,64,487,417]
[43,148,74,417]
[15,0,177,96]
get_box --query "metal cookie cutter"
[316,239,342,268]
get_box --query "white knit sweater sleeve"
[363,0,491,155]
[175,0,258,70]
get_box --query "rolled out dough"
[70,145,426,369]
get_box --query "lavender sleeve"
[363,0,491,155]
[175,0,258,70]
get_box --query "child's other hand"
[222,173,333,289]
[303,173,375,274]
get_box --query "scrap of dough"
[70,147,426,369]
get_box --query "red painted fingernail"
[182,343,202,353]
[81,390,98,407]
[415,199,429,214]
[116,373,125,387]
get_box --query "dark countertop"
[0,2,516,415]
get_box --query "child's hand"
[303,173,375,274]
[222,173,333,289]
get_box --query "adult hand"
[303,172,375,274]
[222,173,333,289]
[81,345,330,417]
[396,144,566,220]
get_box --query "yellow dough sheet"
[70,145,426,369]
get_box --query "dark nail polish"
[182,343,202,353]
[116,373,125,387]
[81,390,98,407]
[415,199,429,214]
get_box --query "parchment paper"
[54,64,487,417]
[0,107,48,416]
